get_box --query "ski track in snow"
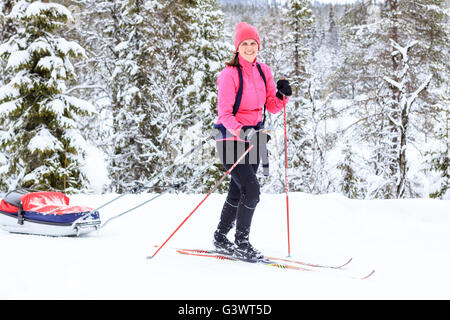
[0,192,449,299]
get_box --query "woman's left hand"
[228,128,241,137]
[276,79,292,99]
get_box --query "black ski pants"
[216,140,260,235]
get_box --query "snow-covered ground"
[0,192,449,299]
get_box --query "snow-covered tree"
[280,0,317,192]
[0,0,18,191]
[336,0,449,198]
[426,92,449,199]
[0,0,95,192]
[181,0,231,193]
[107,0,161,193]
[107,0,229,193]
[0,0,16,43]
[184,0,229,128]
[381,40,432,198]
[336,142,367,199]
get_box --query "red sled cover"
[0,192,93,215]
[21,192,93,215]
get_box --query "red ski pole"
[149,141,255,260]
[283,93,291,257]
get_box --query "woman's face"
[238,39,259,63]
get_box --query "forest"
[0,0,448,199]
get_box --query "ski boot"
[233,229,264,262]
[213,200,238,255]
[213,230,235,255]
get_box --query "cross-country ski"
[174,248,375,280]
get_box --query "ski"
[175,248,352,270]
[266,255,353,270]
[173,248,375,280]
[175,249,315,272]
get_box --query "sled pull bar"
[100,192,166,229]
[99,161,216,229]
[92,135,215,213]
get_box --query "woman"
[213,22,292,261]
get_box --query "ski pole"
[282,87,291,257]
[149,131,258,260]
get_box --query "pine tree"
[107,0,229,193]
[427,91,449,199]
[0,0,95,192]
[181,0,231,193]
[281,0,317,192]
[0,0,18,191]
[184,0,229,129]
[108,0,160,193]
[337,142,366,199]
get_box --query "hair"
[225,52,240,67]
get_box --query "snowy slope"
[0,192,449,299]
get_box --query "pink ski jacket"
[215,54,288,131]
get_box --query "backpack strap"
[256,63,267,85]
[232,66,244,116]
[232,64,268,124]
[255,63,267,125]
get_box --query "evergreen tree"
[108,0,160,193]
[108,0,229,193]
[426,91,449,199]
[281,0,317,192]
[0,0,95,192]
[0,0,18,191]
[181,0,231,193]
[337,142,366,199]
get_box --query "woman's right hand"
[228,128,241,137]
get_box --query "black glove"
[276,79,292,100]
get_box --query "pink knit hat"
[234,22,260,52]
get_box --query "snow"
[6,50,31,70]
[82,145,110,193]
[28,126,63,153]
[0,41,18,56]
[0,191,448,299]
[0,83,19,101]
[24,1,72,20]
[54,38,85,57]
[0,99,20,116]
[62,95,96,114]
[28,40,52,55]
[383,76,402,91]
[37,56,64,73]
[45,98,65,116]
